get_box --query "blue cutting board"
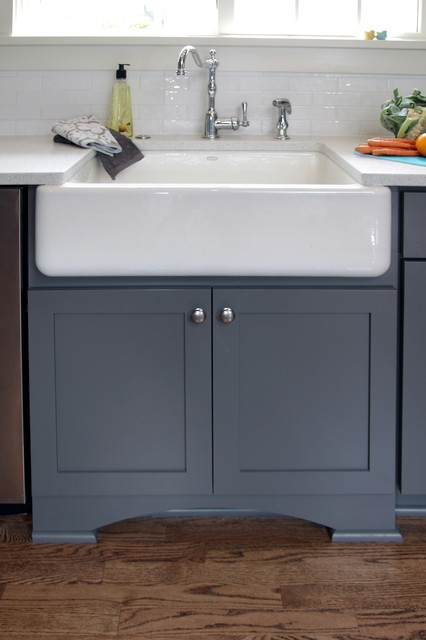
[354,150,426,166]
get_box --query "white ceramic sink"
[35,150,392,277]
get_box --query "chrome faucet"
[176,45,249,139]
[273,98,292,139]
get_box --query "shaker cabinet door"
[213,288,397,496]
[28,288,212,497]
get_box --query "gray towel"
[98,128,144,180]
[54,125,144,180]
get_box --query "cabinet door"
[401,262,426,494]
[213,288,396,496]
[28,289,212,497]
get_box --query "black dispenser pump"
[116,63,130,79]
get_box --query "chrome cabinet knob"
[191,308,206,324]
[220,307,235,323]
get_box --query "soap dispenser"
[108,63,133,138]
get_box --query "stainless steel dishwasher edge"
[0,188,25,505]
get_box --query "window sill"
[2,35,426,74]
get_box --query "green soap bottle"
[108,63,133,138]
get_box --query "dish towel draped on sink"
[52,115,122,156]
[52,115,144,179]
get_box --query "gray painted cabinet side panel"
[403,192,426,258]
[401,262,426,494]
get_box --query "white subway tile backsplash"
[0,120,15,135]
[15,120,52,135]
[40,104,94,120]
[42,74,92,92]
[387,77,426,94]
[1,68,425,137]
[162,119,202,134]
[239,75,288,92]
[0,104,40,120]
[311,120,361,136]
[287,75,338,92]
[124,89,163,106]
[134,119,164,135]
[0,75,42,91]
[336,106,378,121]
[0,92,16,106]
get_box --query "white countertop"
[0,136,94,185]
[2,134,426,187]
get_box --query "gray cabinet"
[28,286,399,542]
[400,193,426,495]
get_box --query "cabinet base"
[330,529,402,542]
[32,530,97,544]
[31,493,399,543]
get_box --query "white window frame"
[219,0,426,39]
[7,0,426,39]
[2,0,426,75]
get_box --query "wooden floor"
[0,514,425,639]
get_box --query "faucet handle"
[239,102,250,127]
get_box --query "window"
[229,0,420,37]
[12,0,218,36]
[11,0,423,38]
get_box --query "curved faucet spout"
[176,45,203,75]
[175,45,248,139]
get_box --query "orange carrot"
[371,148,421,156]
[355,144,373,154]
[368,137,417,148]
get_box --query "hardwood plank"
[0,635,362,640]
[2,584,124,603]
[165,516,330,547]
[102,559,195,586]
[236,636,361,640]
[117,607,358,638]
[0,514,32,543]
[104,545,426,588]
[0,539,205,563]
[0,543,104,561]
[97,516,168,543]
[356,607,426,638]
[397,516,426,543]
[281,581,426,609]
[196,546,426,586]
[0,600,120,635]
[0,560,103,586]
[101,540,205,563]
[2,582,281,611]
[0,636,117,640]
[120,583,283,610]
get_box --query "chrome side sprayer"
[273,98,292,140]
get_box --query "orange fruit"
[415,133,426,156]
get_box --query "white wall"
[1,68,426,137]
